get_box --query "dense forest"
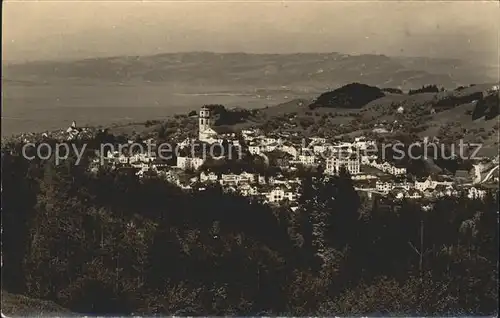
[1,143,498,315]
[309,83,385,110]
[408,85,443,95]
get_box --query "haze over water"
[2,0,499,136]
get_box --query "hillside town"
[68,104,497,207]
[4,100,498,208]
[4,2,500,315]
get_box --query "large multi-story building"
[176,156,205,171]
[325,153,361,175]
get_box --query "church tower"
[199,106,213,140]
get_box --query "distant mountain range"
[3,52,497,90]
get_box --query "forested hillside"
[1,145,498,315]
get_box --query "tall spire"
[199,106,212,140]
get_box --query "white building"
[176,156,205,171]
[325,154,361,175]
[200,171,219,183]
[129,153,156,164]
[310,137,327,144]
[298,154,316,166]
[66,121,81,139]
[376,180,393,193]
[414,176,452,192]
[239,184,259,197]
[351,174,378,181]
[266,186,298,203]
[255,175,265,184]
[263,137,279,145]
[248,144,262,155]
[239,172,256,183]
[407,189,423,199]
[369,160,407,176]
[220,172,256,185]
[414,177,437,191]
[313,145,328,154]
[354,136,375,151]
[390,166,407,176]
[435,185,459,198]
[467,187,486,199]
[330,143,355,154]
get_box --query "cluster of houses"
[3,102,497,210]
[104,150,157,165]
[371,176,488,199]
[362,157,407,176]
[88,105,497,205]
[200,171,301,205]
[176,156,205,171]
[7,121,96,144]
[159,170,302,206]
[233,130,369,176]
[48,121,96,141]
[176,107,368,176]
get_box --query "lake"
[1,82,308,136]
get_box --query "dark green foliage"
[483,93,500,120]
[434,92,483,111]
[472,97,490,120]
[310,83,385,109]
[203,104,252,126]
[409,85,441,95]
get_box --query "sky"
[2,0,499,65]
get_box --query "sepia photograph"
[1,0,499,316]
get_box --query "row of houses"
[387,186,487,200]
[373,176,487,199]
[178,170,302,205]
[199,171,302,186]
[364,158,407,176]
[149,167,303,206]
[105,150,157,165]
[224,183,300,205]
[375,176,453,193]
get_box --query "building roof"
[201,127,218,136]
